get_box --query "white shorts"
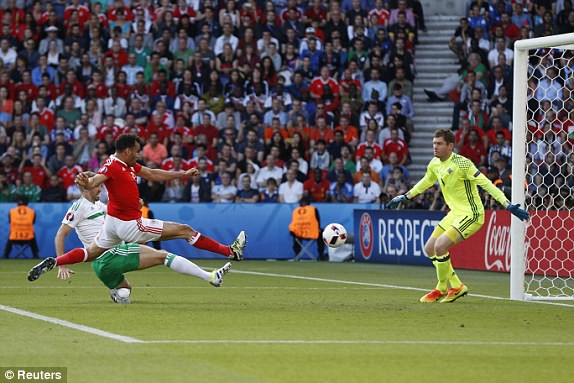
[94,215,164,249]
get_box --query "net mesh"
[523,47,574,299]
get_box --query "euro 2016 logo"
[359,213,373,259]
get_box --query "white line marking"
[2,271,573,345]
[0,304,142,343]
[1,303,572,346]
[230,270,574,308]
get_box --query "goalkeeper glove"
[507,204,529,221]
[386,194,408,209]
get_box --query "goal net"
[511,33,574,301]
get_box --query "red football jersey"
[98,156,143,221]
[58,165,84,189]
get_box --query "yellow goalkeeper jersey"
[409,153,507,216]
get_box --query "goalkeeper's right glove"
[386,194,408,209]
[507,204,530,221]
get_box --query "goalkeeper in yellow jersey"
[386,129,529,303]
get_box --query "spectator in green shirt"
[16,171,41,203]
[57,96,82,127]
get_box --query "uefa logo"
[359,213,373,259]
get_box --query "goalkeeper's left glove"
[507,204,529,221]
[386,194,408,209]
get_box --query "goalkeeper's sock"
[187,232,232,257]
[447,259,463,288]
[55,248,88,266]
[434,253,450,292]
[164,253,211,281]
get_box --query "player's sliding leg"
[92,244,233,304]
[159,221,247,261]
[137,245,232,287]
[28,243,108,282]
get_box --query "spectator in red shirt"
[486,116,512,146]
[145,113,170,142]
[142,132,169,167]
[21,153,51,187]
[459,129,487,167]
[334,115,359,147]
[88,71,109,99]
[193,113,219,149]
[304,167,330,202]
[57,155,83,189]
[382,127,409,164]
[64,0,90,27]
[455,118,489,150]
[310,66,339,101]
[97,115,122,141]
[309,115,334,151]
[15,71,38,101]
[59,70,85,99]
[356,129,383,161]
[34,96,55,131]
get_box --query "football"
[322,223,347,248]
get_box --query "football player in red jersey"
[28,134,246,282]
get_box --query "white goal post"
[511,33,574,301]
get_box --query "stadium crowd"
[409,0,574,212]
[0,0,571,211]
[0,0,426,205]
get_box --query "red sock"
[55,248,88,266]
[189,234,231,257]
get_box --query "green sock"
[434,253,450,292]
[447,259,462,288]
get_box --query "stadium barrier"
[354,209,519,272]
[0,203,375,260]
[7,204,559,273]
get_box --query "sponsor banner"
[354,209,443,266]
[0,203,376,260]
[353,209,511,271]
[354,209,574,276]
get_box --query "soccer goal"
[511,33,574,301]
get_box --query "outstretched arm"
[75,172,108,190]
[54,223,76,280]
[138,166,199,182]
[387,168,437,209]
[471,169,530,221]
[54,223,73,257]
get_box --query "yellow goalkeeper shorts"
[432,211,485,242]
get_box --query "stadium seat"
[5,243,34,259]
[293,237,317,262]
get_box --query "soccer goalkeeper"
[386,129,529,303]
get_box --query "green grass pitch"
[1,259,573,383]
